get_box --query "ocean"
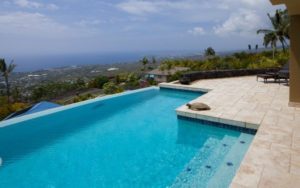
[8,51,201,72]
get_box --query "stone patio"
[159,76,300,188]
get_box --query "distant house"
[107,67,119,71]
[4,101,61,120]
[145,67,190,83]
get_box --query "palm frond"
[8,62,16,73]
[257,29,273,34]
[267,13,278,29]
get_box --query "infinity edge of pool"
[0,87,160,128]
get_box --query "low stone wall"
[179,68,279,84]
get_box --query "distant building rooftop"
[107,67,119,71]
[4,101,61,120]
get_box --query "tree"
[75,78,86,89]
[152,56,157,65]
[12,86,21,102]
[166,63,173,74]
[88,75,109,89]
[149,56,157,70]
[257,9,290,58]
[140,57,149,72]
[125,73,139,89]
[103,82,124,94]
[204,47,216,57]
[0,59,16,103]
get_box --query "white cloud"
[14,0,59,10]
[213,9,264,37]
[188,27,205,35]
[117,0,229,24]
[0,12,92,38]
[75,19,104,27]
[117,1,159,15]
[117,0,283,37]
[117,0,203,16]
[46,3,59,10]
[116,0,271,16]
[14,0,41,8]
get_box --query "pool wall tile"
[219,118,246,128]
[177,115,257,135]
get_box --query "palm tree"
[0,59,16,103]
[151,56,157,68]
[140,57,149,72]
[257,9,290,58]
[152,56,156,65]
[204,47,216,57]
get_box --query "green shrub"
[103,82,124,94]
[73,93,95,103]
[158,50,289,72]
[0,96,29,120]
[88,76,109,89]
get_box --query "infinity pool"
[0,87,254,188]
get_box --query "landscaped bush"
[249,57,280,69]
[73,93,95,103]
[88,75,109,89]
[0,96,29,120]
[31,82,82,102]
[103,82,124,94]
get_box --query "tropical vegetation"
[257,9,290,58]
[0,96,28,120]
[159,50,289,82]
[0,59,16,103]
[103,82,124,94]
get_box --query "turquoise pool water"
[0,88,254,188]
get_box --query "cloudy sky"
[0,0,284,56]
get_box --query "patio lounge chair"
[256,73,277,83]
[256,63,289,83]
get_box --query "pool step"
[169,138,220,188]
[170,136,236,188]
[206,133,253,188]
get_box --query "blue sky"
[0,0,284,56]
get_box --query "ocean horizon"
[3,48,255,72]
[6,50,202,72]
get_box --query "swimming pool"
[0,87,254,188]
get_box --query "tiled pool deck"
[160,76,300,188]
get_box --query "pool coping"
[0,86,159,128]
[159,82,260,131]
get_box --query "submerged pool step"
[169,138,220,188]
[206,133,254,188]
[170,136,236,188]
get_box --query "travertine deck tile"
[258,168,300,188]
[232,163,263,188]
